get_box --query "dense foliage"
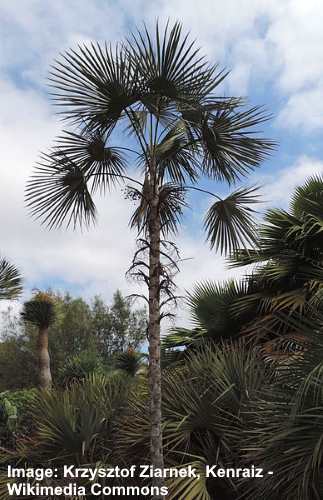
[0,290,147,391]
[1,333,323,499]
[165,175,323,354]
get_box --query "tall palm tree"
[21,292,55,390]
[25,21,273,489]
[0,257,22,300]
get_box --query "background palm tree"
[25,20,273,488]
[168,175,323,356]
[231,174,323,337]
[21,292,55,390]
[0,257,22,300]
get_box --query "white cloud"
[266,1,323,94]
[257,156,323,209]
[277,87,323,132]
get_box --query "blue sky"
[1,0,323,325]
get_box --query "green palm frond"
[242,357,323,500]
[49,42,140,128]
[162,327,206,351]
[162,280,256,351]
[188,280,251,333]
[26,152,96,229]
[291,174,323,218]
[167,460,210,500]
[55,130,127,193]
[128,21,224,104]
[229,247,262,267]
[155,122,199,184]
[200,106,275,183]
[114,350,146,377]
[0,258,22,300]
[204,186,260,254]
[260,208,303,253]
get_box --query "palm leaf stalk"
[25,21,274,494]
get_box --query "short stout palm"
[21,292,55,390]
[25,21,273,496]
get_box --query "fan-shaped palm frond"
[162,327,206,351]
[200,106,274,183]
[128,21,223,105]
[291,174,323,218]
[167,460,210,500]
[204,186,260,254]
[162,279,258,353]
[55,130,127,193]
[226,176,323,338]
[26,152,96,229]
[155,123,199,184]
[49,42,140,129]
[242,354,323,500]
[188,280,249,334]
[0,258,22,300]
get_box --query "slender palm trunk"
[38,327,52,390]
[148,190,164,498]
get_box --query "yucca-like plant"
[0,257,22,300]
[0,374,133,499]
[25,20,273,483]
[22,373,129,463]
[21,292,55,390]
[114,348,147,377]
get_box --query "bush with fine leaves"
[2,336,323,499]
[116,343,273,499]
[57,349,104,387]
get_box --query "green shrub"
[0,388,36,448]
[58,350,103,387]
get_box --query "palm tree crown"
[26,21,273,248]
[21,292,55,329]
